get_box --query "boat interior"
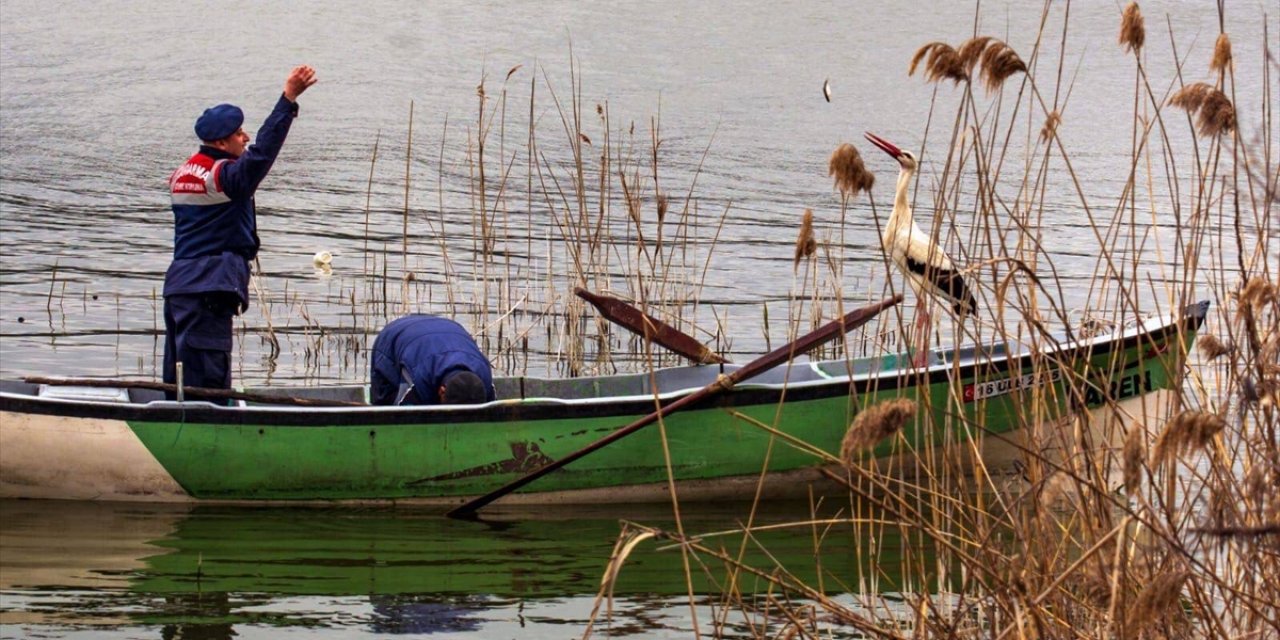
[0,339,1012,408]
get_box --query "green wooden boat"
[0,302,1208,506]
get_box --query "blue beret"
[194,103,244,141]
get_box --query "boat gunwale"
[0,302,1208,427]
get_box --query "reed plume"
[794,209,817,268]
[1211,33,1233,73]
[828,143,875,198]
[1124,570,1190,633]
[957,36,994,72]
[977,40,1027,92]
[1236,276,1277,317]
[913,37,1023,92]
[1119,2,1145,53]
[1170,83,1236,137]
[1039,471,1074,510]
[909,42,967,84]
[1151,410,1227,464]
[1123,426,1146,495]
[1196,334,1234,360]
[840,398,915,464]
[1040,111,1062,142]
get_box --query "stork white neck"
[887,160,916,237]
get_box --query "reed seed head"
[978,40,1027,92]
[656,192,669,224]
[794,209,817,268]
[1038,471,1077,511]
[828,143,874,198]
[957,36,995,72]
[1119,3,1145,53]
[1151,410,1226,465]
[1123,426,1146,496]
[1170,82,1236,137]
[1040,111,1062,142]
[841,398,915,464]
[1197,334,1234,361]
[1211,33,1233,73]
[910,42,968,84]
[1237,276,1277,317]
[1124,570,1189,633]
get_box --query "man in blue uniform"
[370,315,496,406]
[163,65,317,397]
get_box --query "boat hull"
[0,303,1206,505]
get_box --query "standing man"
[370,315,496,406]
[163,65,317,396]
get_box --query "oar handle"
[446,294,902,519]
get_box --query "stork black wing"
[905,255,977,315]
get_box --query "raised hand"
[283,65,317,102]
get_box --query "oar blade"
[575,288,728,364]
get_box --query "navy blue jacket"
[371,315,496,406]
[163,95,299,307]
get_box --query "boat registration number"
[963,369,1061,402]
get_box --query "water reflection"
[0,499,900,638]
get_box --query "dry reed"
[1119,2,1145,53]
[1040,111,1061,142]
[909,42,967,84]
[827,143,874,198]
[1123,570,1190,634]
[593,5,1277,638]
[1197,334,1234,360]
[1151,410,1227,464]
[840,398,916,464]
[1122,426,1146,495]
[793,209,817,268]
[1211,33,1233,73]
[976,39,1026,92]
[1170,82,1237,137]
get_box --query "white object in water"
[312,251,333,267]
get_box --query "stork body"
[864,132,976,366]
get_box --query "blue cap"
[194,103,244,141]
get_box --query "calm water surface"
[0,500,907,639]
[1,0,1268,384]
[0,1,1272,637]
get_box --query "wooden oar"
[22,376,364,408]
[446,294,903,519]
[575,287,729,365]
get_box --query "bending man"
[370,315,496,406]
[162,65,317,396]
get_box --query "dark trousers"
[162,293,236,399]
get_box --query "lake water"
[0,1,1273,637]
[1,499,912,639]
[2,0,1270,384]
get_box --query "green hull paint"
[126,329,1192,501]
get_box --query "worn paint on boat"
[0,302,1208,505]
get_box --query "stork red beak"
[863,132,903,159]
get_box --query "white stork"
[863,132,976,366]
